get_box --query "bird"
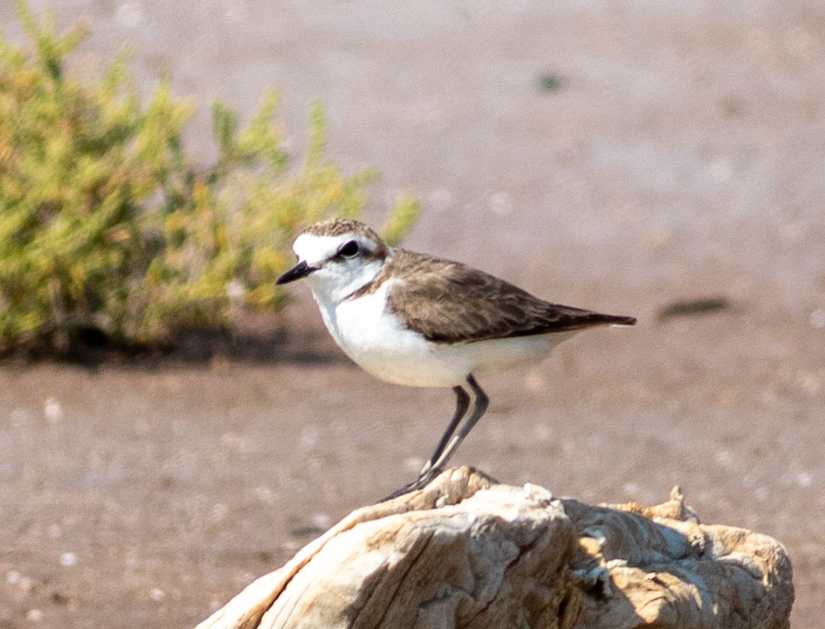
[276,218,635,499]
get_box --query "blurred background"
[1,1,823,627]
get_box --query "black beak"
[276,260,316,285]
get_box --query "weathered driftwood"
[196,467,793,629]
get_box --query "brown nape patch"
[303,217,389,266]
[303,218,379,240]
[360,240,390,264]
[384,249,636,344]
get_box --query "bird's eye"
[339,240,360,258]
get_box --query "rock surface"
[196,467,793,629]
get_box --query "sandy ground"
[1,1,824,627]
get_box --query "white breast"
[310,279,574,388]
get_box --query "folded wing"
[386,250,635,344]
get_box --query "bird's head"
[277,218,390,304]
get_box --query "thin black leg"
[380,374,489,502]
[422,374,488,480]
[419,386,470,476]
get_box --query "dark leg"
[380,374,489,502]
[419,386,470,476]
[421,374,488,482]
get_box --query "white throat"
[306,257,385,305]
[293,232,388,306]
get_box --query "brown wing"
[386,250,635,344]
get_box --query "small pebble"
[226,280,245,300]
[211,503,228,521]
[117,2,144,28]
[311,513,333,529]
[59,552,77,567]
[43,398,63,423]
[26,609,44,622]
[19,577,35,593]
[404,457,423,473]
[809,309,825,329]
[149,588,165,602]
[622,482,640,497]
[489,192,512,217]
[524,370,545,392]
[715,450,733,467]
[254,486,275,505]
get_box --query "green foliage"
[0,1,419,353]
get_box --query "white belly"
[313,281,575,388]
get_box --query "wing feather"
[386,250,635,344]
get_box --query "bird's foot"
[379,468,439,503]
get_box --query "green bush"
[0,1,418,353]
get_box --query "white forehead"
[293,233,345,265]
[294,224,387,265]
[294,232,366,265]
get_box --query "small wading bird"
[277,219,635,499]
